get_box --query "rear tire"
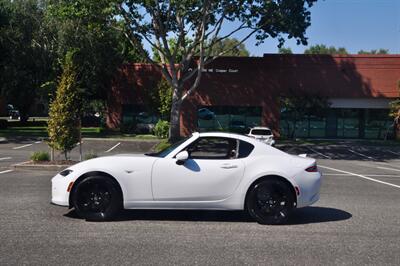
[71,175,122,221]
[246,179,294,225]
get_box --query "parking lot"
[0,138,399,265]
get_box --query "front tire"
[246,179,294,225]
[71,176,122,221]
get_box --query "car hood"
[65,153,157,174]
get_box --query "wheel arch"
[244,175,297,209]
[68,171,124,209]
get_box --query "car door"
[151,137,245,201]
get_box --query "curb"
[12,161,72,171]
[82,137,162,142]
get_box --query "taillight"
[305,163,318,172]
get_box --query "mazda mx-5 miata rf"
[51,132,322,224]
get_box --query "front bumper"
[51,174,71,206]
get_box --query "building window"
[364,109,392,139]
[121,104,158,133]
[280,108,392,139]
[197,106,262,134]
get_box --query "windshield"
[251,129,272,135]
[146,137,190,158]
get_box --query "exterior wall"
[107,54,400,137]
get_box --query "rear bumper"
[296,171,322,208]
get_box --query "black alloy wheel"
[246,179,295,225]
[72,176,122,221]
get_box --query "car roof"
[195,131,260,145]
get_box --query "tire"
[71,175,122,221]
[246,179,295,225]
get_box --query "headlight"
[59,169,73,176]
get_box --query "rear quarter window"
[238,140,255,158]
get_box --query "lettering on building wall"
[187,68,239,73]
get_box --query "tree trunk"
[169,87,182,142]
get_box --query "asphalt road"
[0,138,400,265]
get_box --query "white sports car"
[51,132,322,224]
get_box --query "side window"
[238,140,255,158]
[186,137,238,160]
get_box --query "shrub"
[47,51,81,160]
[31,151,50,162]
[120,120,137,134]
[0,119,7,129]
[154,139,171,152]
[84,151,98,160]
[153,120,169,138]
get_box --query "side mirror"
[176,151,189,165]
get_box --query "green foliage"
[31,151,50,162]
[209,38,250,57]
[358,49,389,55]
[47,51,81,159]
[0,0,54,120]
[154,139,172,152]
[44,0,147,112]
[304,44,348,55]
[154,120,170,139]
[278,47,293,54]
[152,37,250,62]
[147,79,173,120]
[389,81,400,138]
[84,151,98,160]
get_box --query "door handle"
[220,164,238,169]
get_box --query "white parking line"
[0,169,13,175]
[376,166,400,172]
[105,142,121,153]
[324,173,400,177]
[34,141,41,144]
[387,150,400,156]
[307,147,331,159]
[12,144,33,150]
[319,165,400,189]
[348,149,374,160]
[0,157,12,161]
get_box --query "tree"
[117,0,318,140]
[209,38,250,56]
[45,0,146,114]
[280,94,329,139]
[47,51,81,160]
[0,0,54,121]
[304,44,348,55]
[278,47,293,54]
[153,37,250,62]
[358,49,389,55]
[389,80,400,140]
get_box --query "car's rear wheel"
[246,179,294,225]
[72,176,122,221]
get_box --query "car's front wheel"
[246,179,295,225]
[71,175,122,221]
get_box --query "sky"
[223,0,400,55]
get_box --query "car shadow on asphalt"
[64,206,351,225]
